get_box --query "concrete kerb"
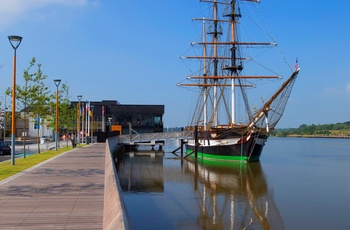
[104,137,130,230]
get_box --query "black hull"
[186,135,267,162]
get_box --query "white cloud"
[321,87,340,97]
[0,0,100,29]
[321,84,350,98]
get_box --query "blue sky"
[0,0,349,128]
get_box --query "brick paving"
[0,143,105,230]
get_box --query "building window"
[154,115,162,126]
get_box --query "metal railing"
[118,131,193,143]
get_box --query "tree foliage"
[48,82,76,137]
[4,57,76,151]
[16,58,52,153]
[273,122,350,137]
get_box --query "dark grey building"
[71,100,164,136]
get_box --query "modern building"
[18,100,164,142]
[0,110,33,140]
[71,100,164,136]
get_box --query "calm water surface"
[116,138,350,229]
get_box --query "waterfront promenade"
[0,143,105,229]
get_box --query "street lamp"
[8,35,22,165]
[77,95,82,145]
[54,79,61,150]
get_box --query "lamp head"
[77,95,82,101]
[54,79,61,87]
[8,35,22,50]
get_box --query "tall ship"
[178,0,300,162]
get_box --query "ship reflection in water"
[116,150,284,230]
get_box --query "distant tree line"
[272,121,350,137]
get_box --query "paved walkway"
[0,143,106,230]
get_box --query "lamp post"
[54,79,61,150]
[77,95,82,145]
[90,105,94,143]
[8,35,22,165]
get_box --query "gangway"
[120,126,240,161]
[118,130,193,143]
[118,131,193,150]
[118,129,196,158]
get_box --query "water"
[116,138,350,229]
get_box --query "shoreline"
[275,135,350,139]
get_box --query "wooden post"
[129,122,132,142]
[180,139,184,158]
[194,126,198,158]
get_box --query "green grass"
[0,145,85,181]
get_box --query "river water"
[115,137,350,230]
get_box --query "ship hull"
[186,132,267,162]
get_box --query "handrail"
[118,131,193,143]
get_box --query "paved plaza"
[0,143,105,229]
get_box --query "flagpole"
[82,103,85,144]
[85,100,88,143]
[87,101,90,143]
[102,106,105,132]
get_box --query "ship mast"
[212,0,219,127]
[203,18,208,130]
[231,1,239,125]
[225,0,243,125]
[179,0,280,128]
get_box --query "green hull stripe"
[186,150,250,162]
[192,158,249,168]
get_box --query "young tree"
[11,58,52,154]
[5,58,40,157]
[30,62,52,153]
[15,58,36,157]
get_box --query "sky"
[0,0,350,128]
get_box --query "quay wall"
[103,137,129,230]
